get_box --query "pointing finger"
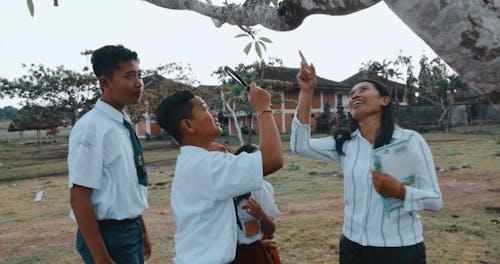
[299,50,308,65]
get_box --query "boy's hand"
[143,232,151,260]
[371,169,406,200]
[296,50,316,94]
[242,197,266,220]
[248,82,271,113]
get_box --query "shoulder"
[70,109,113,142]
[394,127,424,142]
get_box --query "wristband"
[258,109,273,119]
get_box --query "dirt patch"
[0,215,74,254]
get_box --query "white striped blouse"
[290,115,442,247]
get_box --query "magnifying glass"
[224,66,249,91]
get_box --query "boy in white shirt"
[156,84,283,264]
[68,45,151,264]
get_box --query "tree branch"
[142,0,381,30]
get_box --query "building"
[134,69,409,137]
[226,66,351,135]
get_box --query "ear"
[381,96,390,106]
[180,119,195,134]
[99,76,112,92]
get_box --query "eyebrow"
[125,70,140,75]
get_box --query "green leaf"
[243,42,252,55]
[255,42,262,59]
[272,0,278,6]
[259,37,273,43]
[258,41,267,51]
[27,0,34,17]
[234,33,249,38]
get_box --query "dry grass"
[0,125,499,263]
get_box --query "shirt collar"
[391,126,403,140]
[350,125,403,141]
[180,145,209,155]
[95,99,131,123]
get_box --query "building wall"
[226,90,345,135]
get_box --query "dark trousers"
[76,218,144,264]
[339,235,426,264]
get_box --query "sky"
[0,0,439,108]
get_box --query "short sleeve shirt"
[68,99,148,221]
[236,180,281,245]
[171,146,264,264]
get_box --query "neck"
[181,135,214,150]
[101,96,124,112]
[358,115,381,144]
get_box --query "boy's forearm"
[258,112,283,176]
[70,187,112,263]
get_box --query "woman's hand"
[371,169,406,200]
[296,50,316,94]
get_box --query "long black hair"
[333,79,394,156]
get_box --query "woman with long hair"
[291,52,442,263]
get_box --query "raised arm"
[291,52,340,162]
[296,50,317,125]
[248,83,283,176]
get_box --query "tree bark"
[384,0,499,109]
[143,0,500,109]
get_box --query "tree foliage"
[126,62,201,124]
[0,106,19,120]
[1,64,100,126]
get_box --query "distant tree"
[414,56,470,132]
[0,106,19,120]
[2,64,99,125]
[126,62,197,124]
[360,59,402,81]
[11,103,65,142]
[213,59,291,145]
[315,102,333,134]
[335,99,346,128]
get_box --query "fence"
[395,104,499,130]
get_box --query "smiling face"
[100,60,143,111]
[186,96,222,140]
[347,81,390,121]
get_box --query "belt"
[98,216,140,226]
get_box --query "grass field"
[0,122,499,263]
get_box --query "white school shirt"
[290,115,442,247]
[68,99,148,221]
[236,180,281,245]
[171,146,264,264]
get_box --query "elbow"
[433,196,443,211]
[69,190,80,210]
[263,156,284,176]
[425,193,443,212]
[291,142,307,156]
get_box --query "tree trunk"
[144,0,500,109]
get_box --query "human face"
[100,60,143,111]
[188,96,222,139]
[347,81,389,120]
